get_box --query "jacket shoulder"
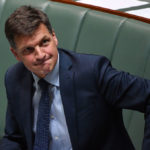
[58,48,110,65]
[5,62,31,85]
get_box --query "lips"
[34,58,50,66]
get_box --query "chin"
[42,69,52,76]
[33,70,48,78]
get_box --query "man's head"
[5,6,58,78]
[5,5,53,49]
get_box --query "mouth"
[34,58,50,66]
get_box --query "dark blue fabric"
[33,79,50,150]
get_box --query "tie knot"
[38,79,49,90]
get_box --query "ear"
[10,47,21,61]
[52,30,58,46]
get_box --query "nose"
[35,46,45,60]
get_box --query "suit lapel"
[59,50,79,150]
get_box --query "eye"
[22,47,34,55]
[41,38,50,46]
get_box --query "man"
[0,5,150,150]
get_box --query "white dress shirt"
[32,54,72,150]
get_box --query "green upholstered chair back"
[1,1,150,149]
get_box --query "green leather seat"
[45,2,88,51]
[76,10,127,59]
[1,1,150,149]
[111,19,150,149]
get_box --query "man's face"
[11,24,58,78]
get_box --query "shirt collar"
[32,54,60,87]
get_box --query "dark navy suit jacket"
[1,49,150,150]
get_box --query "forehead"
[14,24,51,49]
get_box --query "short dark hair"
[5,5,53,49]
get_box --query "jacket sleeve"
[0,70,27,150]
[95,56,149,112]
[95,56,150,149]
[0,103,27,150]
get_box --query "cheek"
[22,56,34,66]
[46,46,58,56]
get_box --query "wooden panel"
[50,0,150,24]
